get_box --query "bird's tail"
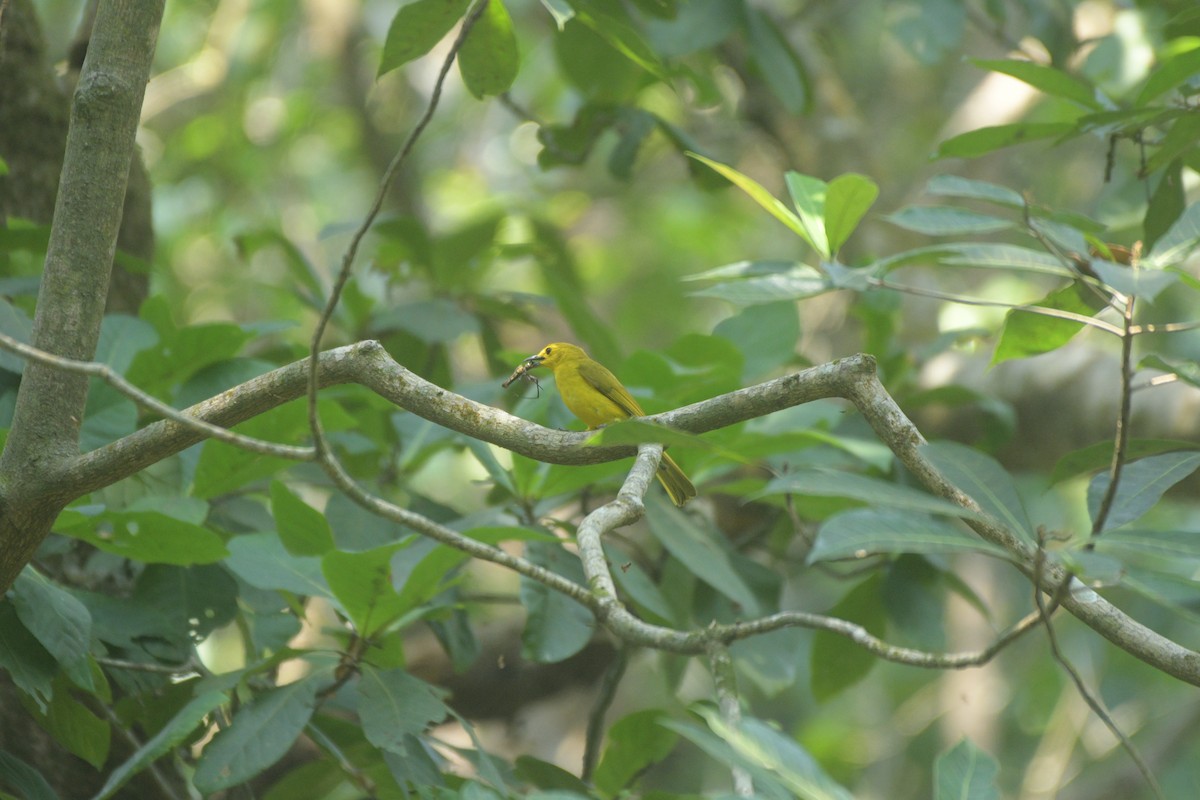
[656,452,697,507]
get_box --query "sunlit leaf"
[785,171,831,258]
[824,173,878,255]
[991,284,1095,365]
[379,0,471,77]
[687,154,810,243]
[459,0,520,98]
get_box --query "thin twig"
[1090,295,1136,539]
[307,0,491,453]
[307,720,378,798]
[867,278,1125,336]
[0,332,314,460]
[1033,544,1164,799]
[93,698,187,800]
[95,656,200,675]
[582,646,629,783]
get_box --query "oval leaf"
[458,0,519,98]
[194,679,319,794]
[807,508,1005,565]
[1088,451,1200,532]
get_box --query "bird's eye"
[545,347,553,354]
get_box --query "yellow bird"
[522,343,696,506]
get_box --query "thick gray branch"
[1,0,163,471]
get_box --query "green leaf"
[1143,112,1200,175]
[921,442,1033,541]
[925,174,1024,206]
[1146,200,1200,268]
[570,0,667,80]
[714,301,799,380]
[554,19,642,102]
[515,756,593,793]
[0,602,56,711]
[459,0,520,98]
[0,297,32,374]
[1090,260,1177,302]
[32,677,110,769]
[1050,439,1197,484]
[1087,451,1200,532]
[934,739,1000,800]
[1140,354,1200,390]
[322,543,409,635]
[531,219,622,366]
[824,173,878,255]
[744,7,810,114]
[373,299,481,344]
[643,0,736,58]
[357,665,449,753]
[686,154,810,244]
[379,0,471,77]
[1095,528,1200,563]
[934,122,1075,159]
[646,494,761,615]
[687,267,830,307]
[519,541,593,663]
[696,707,856,800]
[891,0,964,64]
[1136,45,1200,105]
[224,532,332,598]
[464,437,517,496]
[96,314,158,374]
[11,568,93,691]
[604,543,677,625]
[785,171,831,258]
[0,752,58,800]
[235,229,324,305]
[874,243,1074,277]
[57,508,228,566]
[270,481,334,556]
[126,316,252,397]
[191,400,311,499]
[972,58,1101,108]
[731,628,804,697]
[94,691,227,800]
[811,576,886,701]
[1144,159,1186,254]
[607,108,656,179]
[808,508,1005,564]
[593,710,678,797]
[759,469,982,520]
[194,678,320,794]
[885,206,1012,236]
[991,284,1094,365]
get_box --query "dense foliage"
[2,1,1200,799]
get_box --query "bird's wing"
[577,360,646,418]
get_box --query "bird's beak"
[523,353,544,367]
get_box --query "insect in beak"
[502,355,543,393]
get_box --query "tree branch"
[30,336,1200,685]
[1,0,163,471]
